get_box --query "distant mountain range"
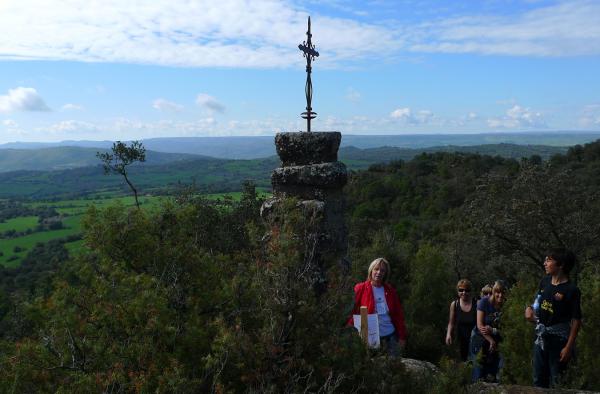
[0,146,204,173]
[0,143,571,199]
[0,142,569,174]
[1,131,598,159]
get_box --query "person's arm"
[387,287,407,347]
[560,319,581,362]
[446,301,456,345]
[346,283,361,326]
[560,287,583,363]
[395,296,408,348]
[477,309,496,351]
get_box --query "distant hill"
[0,146,205,173]
[0,142,568,174]
[0,143,569,199]
[339,143,568,169]
[1,132,598,159]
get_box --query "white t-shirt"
[372,285,395,337]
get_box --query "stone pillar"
[261,132,348,293]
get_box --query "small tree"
[97,141,146,208]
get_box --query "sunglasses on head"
[458,288,470,293]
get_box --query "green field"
[0,195,155,268]
[0,191,270,268]
[0,216,39,233]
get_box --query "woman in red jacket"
[349,257,408,356]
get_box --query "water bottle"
[532,293,541,318]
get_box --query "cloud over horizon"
[0,87,51,113]
[487,105,546,129]
[153,99,184,113]
[390,107,434,125]
[579,104,600,128]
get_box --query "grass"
[0,197,137,267]
[0,226,80,268]
[0,216,39,232]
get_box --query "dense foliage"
[0,139,600,391]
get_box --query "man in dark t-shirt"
[525,248,582,388]
[536,276,582,327]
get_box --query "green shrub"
[567,262,600,391]
[430,357,472,394]
[499,278,537,385]
[405,243,453,362]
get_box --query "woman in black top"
[446,279,477,361]
[525,248,582,388]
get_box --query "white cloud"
[42,120,101,134]
[487,105,546,129]
[0,0,595,72]
[2,119,18,128]
[152,98,184,112]
[0,0,399,68]
[579,104,600,128]
[196,94,225,114]
[390,107,411,120]
[0,87,50,113]
[0,118,27,138]
[390,107,434,124]
[452,112,479,127]
[0,0,595,71]
[61,103,84,111]
[409,0,600,57]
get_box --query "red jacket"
[348,280,408,341]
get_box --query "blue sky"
[0,0,599,143]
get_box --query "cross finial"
[298,16,319,132]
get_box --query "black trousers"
[533,335,568,388]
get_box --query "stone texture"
[271,161,347,189]
[261,131,349,294]
[400,357,439,375]
[275,131,341,166]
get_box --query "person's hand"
[488,339,497,353]
[479,325,491,335]
[525,306,535,322]
[445,334,452,346]
[560,345,573,363]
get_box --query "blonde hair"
[490,280,507,304]
[367,257,390,283]
[480,284,492,297]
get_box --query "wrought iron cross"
[298,16,319,132]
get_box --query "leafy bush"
[499,278,537,385]
[566,262,600,391]
[405,243,453,362]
